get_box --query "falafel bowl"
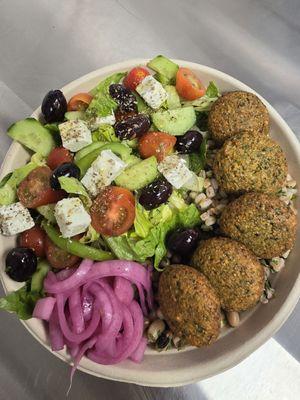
[0,57,299,387]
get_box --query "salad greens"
[0,282,41,320]
[106,191,200,268]
[87,72,126,118]
[182,81,220,111]
[0,261,50,320]
[92,124,119,142]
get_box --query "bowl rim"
[1,58,300,387]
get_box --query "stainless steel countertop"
[0,0,299,398]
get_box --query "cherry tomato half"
[176,67,206,100]
[45,234,81,269]
[138,131,177,162]
[123,67,150,91]
[19,225,46,258]
[47,147,73,170]
[17,166,65,208]
[90,186,135,236]
[67,93,93,111]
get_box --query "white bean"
[147,319,166,343]
[205,215,216,226]
[226,311,240,327]
[199,198,213,210]
[206,186,215,198]
[195,193,206,204]
[201,211,210,221]
[204,178,211,189]
[189,191,198,200]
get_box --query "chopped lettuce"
[58,176,92,208]
[80,225,100,244]
[0,153,45,205]
[0,281,41,320]
[36,204,56,223]
[92,124,119,143]
[105,192,201,269]
[87,73,126,118]
[134,203,153,238]
[182,81,220,111]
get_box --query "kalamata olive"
[139,178,172,210]
[5,247,37,282]
[167,228,200,256]
[41,90,67,123]
[109,84,137,113]
[115,114,151,140]
[175,130,203,154]
[50,162,80,190]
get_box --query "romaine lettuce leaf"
[80,225,100,244]
[182,81,220,111]
[92,124,119,143]
[87,73,126,118]
[58,176,92,208]
[0,282,41,320]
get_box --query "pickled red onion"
[33,259,153,375]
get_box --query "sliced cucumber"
[7,118,55,156]
[115,156,158,190]
[148,55,179,83]
[74,141,105,163]
[31,261,50,292]
[165,85,181,109]
[65,111,86,121]
[152,107,196,135]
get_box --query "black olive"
[156,332,171,350]
[41,90,67,123]
[139,178,172,210]
[115,114,151,140]
[50,162,80,190]
[109,84,137,113]
[5,247,37,282]
[175,130,203,154]
[167,228,200,256]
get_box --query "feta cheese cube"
[87,112,116,131]
[158,155,194,189]
[54,198,91,238]
[0,202,34,235]
[136,75,168,110]
[59,120,92,152]
[81,150,126,197]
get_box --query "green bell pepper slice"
[41,221,113,261]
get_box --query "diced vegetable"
[41,221,113,261]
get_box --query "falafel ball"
[213,132,288,194]
[219,192,297,259]
[158,265,221,347]
[192,237,265,312]
[208,91,269,143]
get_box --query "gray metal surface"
[0,0,299,398]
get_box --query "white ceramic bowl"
[0,59,300,387]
